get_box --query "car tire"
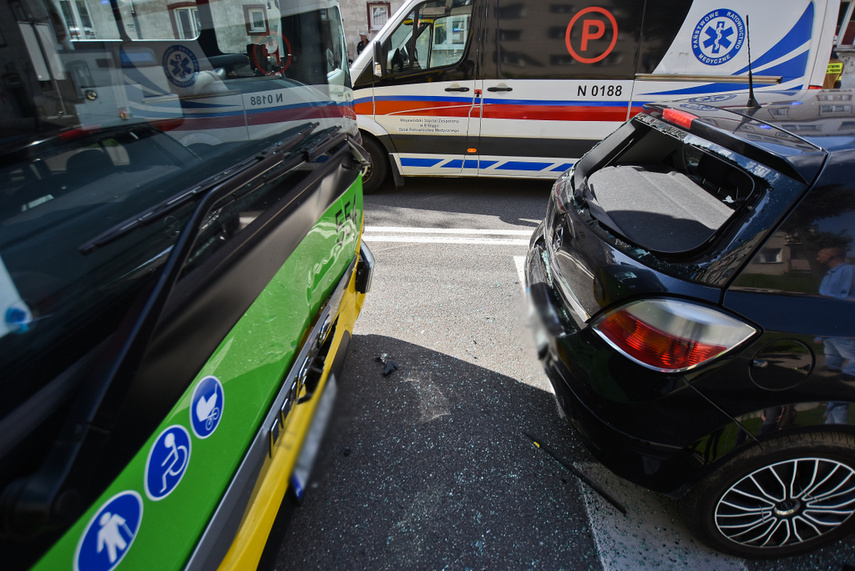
[678,430,855,558]
[360,135,389,195]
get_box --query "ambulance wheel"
[677,431,855,558]
[360,135,388,194]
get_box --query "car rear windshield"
[572,112,811,285]
[580,121,755,253]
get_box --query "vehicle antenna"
[746,14,760,109]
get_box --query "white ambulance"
[350,0,840,192]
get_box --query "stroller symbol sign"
[190,376,224,438]
[144,425,191,501]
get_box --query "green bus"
[0,0,372,569]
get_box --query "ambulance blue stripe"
[129,100,342,120]
[372,95,628,107]
[400,157,443,167]
[127,107,201,120]
[756,51,810,81]
[442,159,494,169]
[172,100,236,109]
[374,95,474,104]
[400,157,558,171]
[495,161,552,171]
[482,98,628,108]
[244,101,344,116]
[131,97,234,110]
[733,3,813,76]
[175,109,247,118]
[642,82,748,97]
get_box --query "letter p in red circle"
[565,7,618,64]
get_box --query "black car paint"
[527,94,855,499]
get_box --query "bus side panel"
[31,178,365,571]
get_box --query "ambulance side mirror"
[372,41,383,77]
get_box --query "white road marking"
[363,226,533,246]
[365,226,533,235]
[514,255,526,289]
[577,462,747,570]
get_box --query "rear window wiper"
[79,123,319,254]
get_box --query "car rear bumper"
[525,241,720,498]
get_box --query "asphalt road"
[269,178,855,570]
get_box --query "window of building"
[172,5,201,40]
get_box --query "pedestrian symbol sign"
[190,376,224,439]
[75,491,143,571]
[145,425,191,501]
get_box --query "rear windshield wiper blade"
[79,122,319,255]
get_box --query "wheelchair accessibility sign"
[190,376,224,439]
[144,425,191,501]
[74,491,143,571]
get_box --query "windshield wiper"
[79,122,319,254]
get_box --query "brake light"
[662,108,697,130]
[592,299,756,372]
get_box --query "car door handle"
[487,86,513,92]
[445,86,470,92]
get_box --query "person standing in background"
[815,246,855,424]
[357,31,369,55]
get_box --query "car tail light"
[592,299,756,372]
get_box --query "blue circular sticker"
[144,425,191,501]
[163,45,200,88]
[74,491,143,571]
[190,376,224,439]
[692,10,745,65]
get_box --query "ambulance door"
[477,0,642,178]
[372,0,479,177]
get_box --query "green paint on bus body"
[34,180,363,571]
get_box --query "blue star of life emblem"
[692,10,745,66]
[162,45,200,88]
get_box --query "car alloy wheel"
[714,457,855,548]
[679,431,855,558]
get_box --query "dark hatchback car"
[526,90,855,558]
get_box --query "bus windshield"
[0,0,355,438]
